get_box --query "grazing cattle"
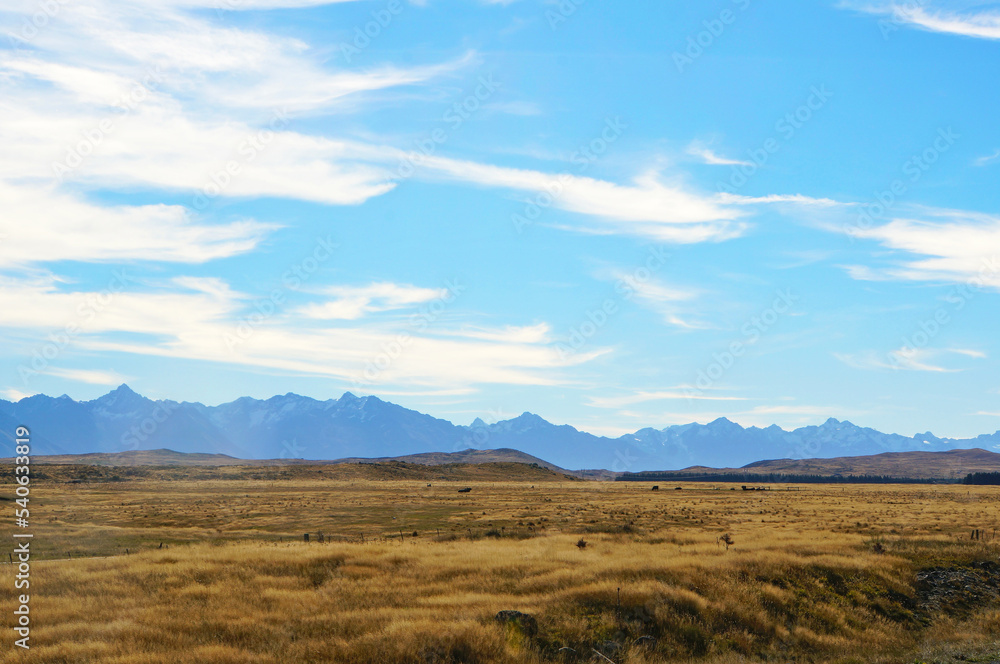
[458,487,472,493]
[651,486,659,491]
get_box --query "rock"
[556,646,578,661]
[494,610,538,637]
[635,635,657,649]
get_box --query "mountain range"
[3,385,1000,471]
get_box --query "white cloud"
[437,323,552,344]
[297,282,448,320]
[0,45,785,250]
[0,182,276,267]
[686,144,752,167]
[835,347,983,373]
[0,1,469,276]
[840,2,1000,39]
[745,404,836,417]
[890,6,1000,40]
[608,270,707,329]
[949,348,987,359]
[0,0,824,255]
[45,368,130,386]
[587,390,748,409]
[719,193,844,207]
[1,388,35,402]
[418,157,752,242]
[975,149,1000,166]
[0,276,601,389]
[847,211,1000,290]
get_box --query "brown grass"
[1,474,999,663]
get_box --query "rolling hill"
[22,447,1000,483]
[623,448,1000,481]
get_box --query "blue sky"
[1,0,999,438]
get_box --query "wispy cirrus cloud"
[841,2,1000,40]
[835,347,985,373]
[974,149,1000,166]
[604,269,708,329]
[889,6,1000,39]
[0,275,600,389]
[45,368,131,386]
[297,283,448,320]
[0,22,812,253]
[0,0,464,274]
[0,182,277,267]
[686,142,752,167]
[418,157,753,242]
[844,209,1000,290]
[587,390,748,409]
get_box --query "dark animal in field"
[458,487,472,493]
[651,485,659,491]
[495,610,538,637]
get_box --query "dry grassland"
[1,467,998,663]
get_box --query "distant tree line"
[963,472,1000,485]
[616,472,954,485]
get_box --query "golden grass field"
[2,463,999,663]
